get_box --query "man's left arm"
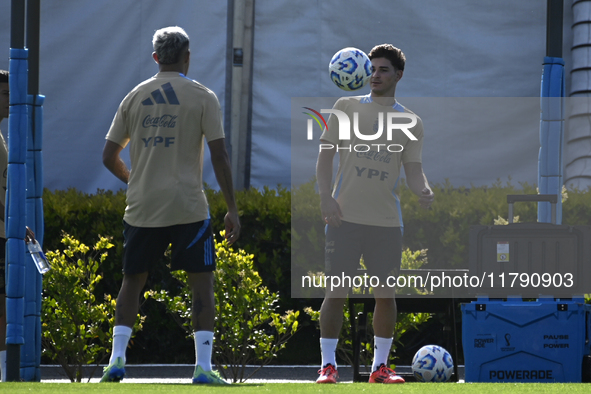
[403,161,434,209]
[208,138,240,245]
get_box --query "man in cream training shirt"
[315,44,434,384]
[101,27,240,384]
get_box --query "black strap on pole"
[224,0,234,157]
[10,0,25,49]
[27,0,40,96]
[546,0,564,57]
[27,0,40,153]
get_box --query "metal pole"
[25,0,43,381]
[10,0,25,49]
[228,0,255,190]
[538,0,565,223]
[27,0,40,96]
[546,0,564,57]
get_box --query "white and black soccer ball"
[411,345,454,382]
[328,47,372,91]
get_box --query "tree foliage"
[41,234,144,382]
[146,233,301,383]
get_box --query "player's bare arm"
[316,141,342,227]
[403,161,434,209]
[102,140,130,184]
[208,138,240,244]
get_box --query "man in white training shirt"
[315,44,434,384]
[101,26,240,385]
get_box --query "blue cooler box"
[462,298,591,382]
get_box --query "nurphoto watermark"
[303,107,417,152]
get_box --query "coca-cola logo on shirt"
[142,114,177,128]
[356,150,392,163]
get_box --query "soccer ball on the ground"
[328,47,372,91]
[411,345,454,382]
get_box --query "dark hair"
[0,70,8,84]
[368,44,406,71]
[152,26,190,64]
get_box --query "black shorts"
[325,221,402,280]
[122,220,215,275]
[0,237,5,295]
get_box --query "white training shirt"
[106,72,225,227]
[320,95,424,227]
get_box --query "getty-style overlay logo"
[302,107,417,152]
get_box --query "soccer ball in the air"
[411,345,454,382]
[328,47,372,91]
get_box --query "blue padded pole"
[24,0,43,381]
[29,95,44,247]
[538,56,565,224]
[6,47,28,382]
[21,93,44,382]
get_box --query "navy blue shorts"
[325,221,402,280]
[122,220,215,275]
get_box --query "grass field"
[0,383,590,393]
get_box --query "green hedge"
[206,186,291,301]
[399,179,538,268]
[40,180,591,364]
[42,186,296,363]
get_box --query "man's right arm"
[208,138,240,244]
[102,140,129,184]
[316,142,342,227]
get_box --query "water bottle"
[27,240,50,274]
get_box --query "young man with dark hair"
[101,27,240,384]
[315,44,434,384]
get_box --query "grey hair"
[152,26,190,65]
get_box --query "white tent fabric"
[253,0,573,188]
[0,0,574,192]
[0,0,228,193]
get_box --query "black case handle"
[506,194,557,224]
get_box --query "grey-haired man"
[101,26,240,384]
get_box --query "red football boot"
[316,364,338,384]
[369,364,405,383]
